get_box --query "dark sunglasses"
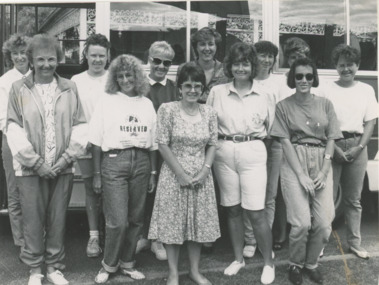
[151,57,172,67]
[295,73,314,81]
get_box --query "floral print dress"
[148,102,220,244]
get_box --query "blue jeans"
[243,140,282,245]
[333,136,367,248]
[281,145,334,269]
[2,134,24,246]
[101,148,150,272]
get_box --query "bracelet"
[359,144,364,150]
[151,171,158,175]
[204,164,211,169]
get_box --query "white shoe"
[261,265,275,284]
[151,241,167,260]
[46,270,69,285]
[224,260,245,276]
[136,238,151,254]
[94,268,109,284]
[28,273,44,285]
[243,245,257,258]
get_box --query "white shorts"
[213,139,267,211]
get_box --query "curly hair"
[223,42,257,79]
[331,44,361,66]
[283,37,310,58]
[26,33,64,64]
[2,34,31,68]
[287,57,319,89]
[149,41,175,59]
[254,41,279,73]
[81,33,110,69]
[105,54,149,96]
[191,27,222,59]
[177,62,206,88]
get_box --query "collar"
[227,81,262,97]
[24,72,70,91]
[148,75,167,86]
[12,67,31,78]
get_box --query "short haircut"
[331,44,361,66]
[254,41,279,73]
[191,27,222,58]
[283,37,310,58]
[2,34,31,68]
[177,62,206,88]
[105,54,149,96]
[26,33,64,64]
[287,57,319,89]
[82,33,110,68]
[223,42,257,79]
[148,41,175,59]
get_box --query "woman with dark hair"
[149,62,220,285]
[327,44,377,260]
[271,57,342,285]
[207,42,274,284]
[6,33,88,285]
[90,54,157,283]
[71,33,110,258]
[178,27,228,103]
[0,33,31,248]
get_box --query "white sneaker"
[261,265,275,284]
[28,273,44,285]
[46,270,69,285]
[151,241,167,260]
[136,238,151,254]
[243,245,257,258]
[224,260,245,276]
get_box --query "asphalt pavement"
[0,207,378,285]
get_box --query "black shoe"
[304,267,323,284]
[289,265,302,285]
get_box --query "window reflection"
[279,0,345,69]
[110,2,187,64]
[350,0,377,71]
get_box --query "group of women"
[0,26,376,285]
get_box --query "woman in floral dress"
[149,62,220,285]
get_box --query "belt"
[294,142,325,148]
[218,134,261,143]
[342,132,362,139]
[104,147,149,155]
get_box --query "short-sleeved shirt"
[89,92,158,152]
[325,81,378,134]
[206,82,269,138]
[271,94,343,144]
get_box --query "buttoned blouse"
[206,82,269,138]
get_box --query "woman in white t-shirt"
[71,34,110,259]
[90,55,158,283]
[326,44,377,260]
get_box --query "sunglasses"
[295,73,314,81]
[150,57,172,67]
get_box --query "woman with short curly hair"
[90,54,158,283]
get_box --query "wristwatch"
[324,154,332,160]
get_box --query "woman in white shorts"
[207,42,274,285]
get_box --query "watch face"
[325,154,331,160]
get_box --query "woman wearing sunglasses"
[149,62,220,285]
[271,57,342,285]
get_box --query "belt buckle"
[232,135,245,143]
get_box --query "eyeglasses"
[295,73,314,81]
[34,56,57,65]
[181,83,203,92]
[150,57,172,67]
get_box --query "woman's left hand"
[148,174,157,193]
[344,146,361,162]
[313,171,327,191]
[51,157,69,174]
[191,168,209,188]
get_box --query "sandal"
[120,268,145,280]
[273,241,284,251]
[95,268,110,284]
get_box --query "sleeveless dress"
[148,102,220,244]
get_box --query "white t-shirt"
[71,71,108,122]
[325,81,378,133]
[89,92,158,152]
